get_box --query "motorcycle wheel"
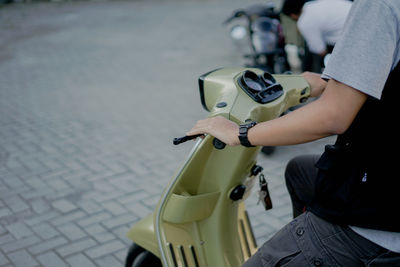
[125,243,162,267]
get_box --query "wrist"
[233,128,241,146]
[238,121,257,147]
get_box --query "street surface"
[0,0,334,266]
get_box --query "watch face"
[239,127,247,134]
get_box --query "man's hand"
[186,116,240,146]
[302,72,327,97]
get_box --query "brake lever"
[173,134,204,145]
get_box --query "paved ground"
[0,1,335,266]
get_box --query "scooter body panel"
[156,135,260,267]
[126,213,160,258]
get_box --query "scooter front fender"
[126,213,160,258]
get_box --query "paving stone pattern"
[0,1,335,266]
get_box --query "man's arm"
[187,79,367,147]
[247,79,367,146]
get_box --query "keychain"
[257,173,273,210]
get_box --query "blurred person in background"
[281,0,352,72]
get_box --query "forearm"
[248,97,334,146]
[187,80,367,147]
[248,79,367,147]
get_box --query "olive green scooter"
[125,67,310,267]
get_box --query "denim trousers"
[242,155,400,266]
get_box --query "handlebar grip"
[173,134,203,145]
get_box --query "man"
[187,0,400,265]
[281,0,351,72]
[281,0,352,57]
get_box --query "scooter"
[125,67,310,267]
[223,3,290,75]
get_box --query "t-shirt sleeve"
[322,0,399,99]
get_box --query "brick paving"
[0,0,335,266]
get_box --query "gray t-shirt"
[322,0,400,253]
[323,0,400,99]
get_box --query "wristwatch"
[238,121,257,147]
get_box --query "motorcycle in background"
[223,3,291,75]
[224,3,291,155]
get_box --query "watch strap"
[238,121,257,147]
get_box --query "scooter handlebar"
[173,134,204,145]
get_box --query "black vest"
[308,63,400,232]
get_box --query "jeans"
[242,155,400,266]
